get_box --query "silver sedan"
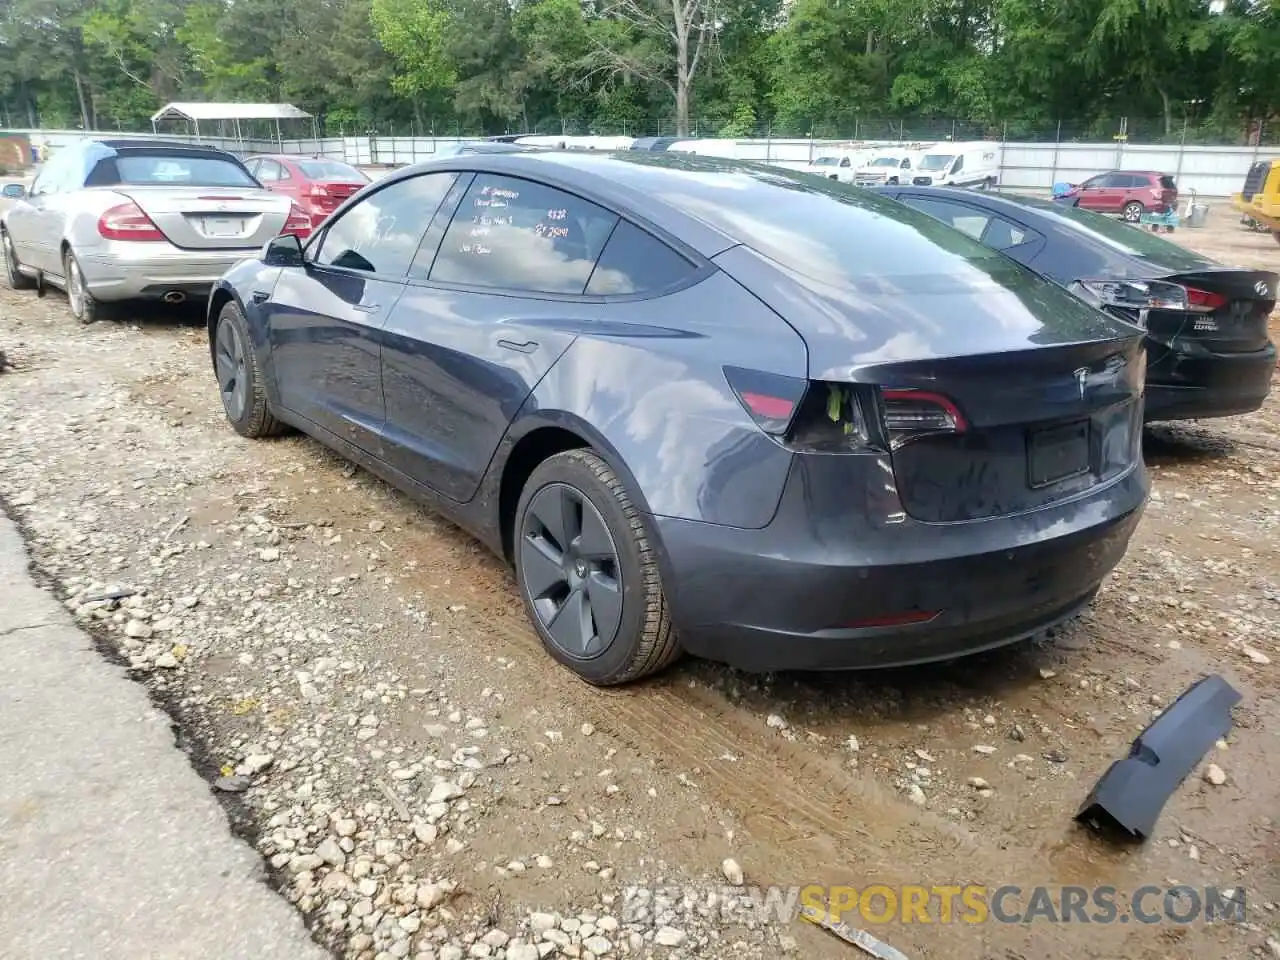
[1,138,308,322]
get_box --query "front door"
[266,170,460,454]
[379,171,620,500]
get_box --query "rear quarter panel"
[513,270,807,529]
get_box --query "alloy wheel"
[67,257,85,318]
[519,482,624,660]
[1123,202,1143,223]
[215,317,248,421]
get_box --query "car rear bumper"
[650,457,1147,673]
[1144,341,1276,421]
[79,244,257,302]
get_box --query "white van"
[908,142,1001,189]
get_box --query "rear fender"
[504,271,808,530]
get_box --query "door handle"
[250,291,269,304]
[497,338,539,354]
[352,302,381,314]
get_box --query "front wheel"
[2,230,34,290]
[1122,201,1144,223]
[514,449,681,685]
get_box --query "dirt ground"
[0,202,1278,960]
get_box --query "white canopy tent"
[149,102,316,144]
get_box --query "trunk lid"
[117,186,294,250]
[713,244,1146,524]
[1145,267,1277,355]
[865,339,1145,523]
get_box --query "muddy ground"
[0,202,1278,960]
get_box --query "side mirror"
[2,183,26,199]
[262,233,305,267]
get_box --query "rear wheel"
[514,449,680,686]
[214,300,286,438]
[2,229,34,290]
[64,248,105,324]
[1122,201,1144,223]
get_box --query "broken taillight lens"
[879,389,967,448]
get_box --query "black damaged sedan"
[875,185,1278,421]
[208,152,1148,684]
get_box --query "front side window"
[430,174,618,295]
[314,172,457,277]
[951,155,964,174]
[900,196,991,241]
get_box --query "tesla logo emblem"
[1073,367,1089,400]
[1255,281,1270,297]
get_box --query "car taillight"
[724,368,964,453]
[97,202,165,242]
[880,389,967,448]
[283,203,312,238]
[304,183,329,199]
[1075,279,1188,325]
[1184,287,1227,312]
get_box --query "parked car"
[874,185,1277,421]
[1,138,309,323]
[244,154,370,230]
[1057,170,1178,222]
[208,152,1148,685]
[909,142,1001,189]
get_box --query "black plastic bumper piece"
[1075,674,1241,841]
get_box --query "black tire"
[514,449,680,685]
[1273,230,1280,246]
[63,248,108,323]
[1,228,34,290]
[1122,200,1144,223]
[213,300,287,438]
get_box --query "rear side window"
[430,174,618,295]
[256,159,284,182]
[111,153,258,187]
[315,172,457,277]
[900,196,991,241]
[981,216,1041,252]
[586,220,697,296]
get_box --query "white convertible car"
[1,138,309,322]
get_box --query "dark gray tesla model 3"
[208,151,1149,685]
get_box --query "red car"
[243,155,370,231]
[1061,170,1178,222]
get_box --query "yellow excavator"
[1232,158,1280,242]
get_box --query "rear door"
[380,171,699,500]
[266,170,459,453]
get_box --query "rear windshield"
[297,159,368,181]
[644,162,1008,286]
[812,157,838,166]
[111,153,257,187]
[1160,175,1177,190]
[869,157,900,167]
